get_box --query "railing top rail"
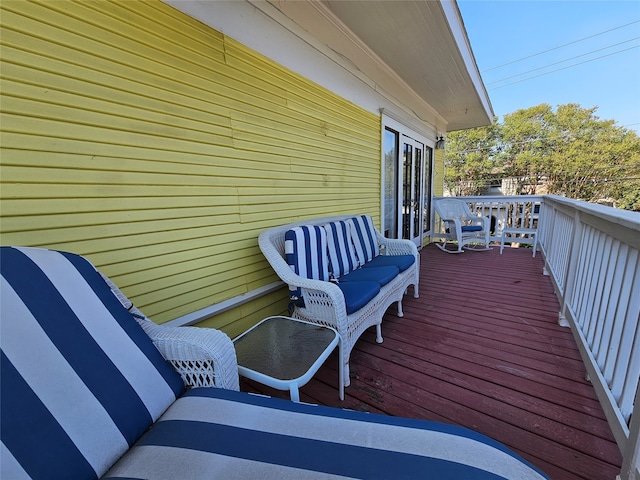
[543,194,640,233]
[434,195,544,203]
[439,194,640,232]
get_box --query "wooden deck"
[241,244,623,480]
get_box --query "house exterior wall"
[0,0,381,336]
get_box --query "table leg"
[289,385,300,403]
[338,337,344,401]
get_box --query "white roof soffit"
[264,0,494,132]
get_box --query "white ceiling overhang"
[266,0,493,132]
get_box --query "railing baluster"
[608,250,638,409]
[592,237,617,362]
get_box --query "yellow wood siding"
[0,0,380,333]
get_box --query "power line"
[487,37,640,86]
[482,20,640,72]
[489,44,640,90]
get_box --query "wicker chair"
[435,198,491,254]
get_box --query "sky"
[457,0,640,134]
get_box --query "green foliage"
[445,103,640,211]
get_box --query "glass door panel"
[401,136,424,246]
[383,128,399,238]
[402,142,412,240]
[412,147,422,240]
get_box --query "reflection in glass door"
[383,128,399,238]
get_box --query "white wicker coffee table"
[233,316,343,402]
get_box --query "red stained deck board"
[357,330,618,461]
[241,244,623,480]
[373,322,611,436]
[346,350,617,480]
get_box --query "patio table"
[233,316,343,402]
[500,227,538,257]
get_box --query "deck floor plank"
[240,245,623,480]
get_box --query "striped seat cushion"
[324,220,359,278]
[284,226,329,301]
[1,246,185,480]
[350,215,380,264]
[350,215,415,273]
[104,387,550,480]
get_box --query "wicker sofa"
[1,246,550,480]
[258,215,420,386]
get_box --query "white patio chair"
[434,198,491,253]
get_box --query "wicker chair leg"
[343,363,351,387]
[375,324,383,343]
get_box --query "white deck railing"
[433,194,545,244]
[435,195,640,480]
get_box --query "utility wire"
[482,20,640,72]
[489,44,640,90]
[487,36,640,85]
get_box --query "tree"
[445,103,640,210]
[444,121,501,196]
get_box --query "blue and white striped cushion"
[350,215,380,264]
[284,226,329,300]
[324,221,359,278]
[105,388,550,480]
[0,246,184,480]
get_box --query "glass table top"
[234,316,337,381]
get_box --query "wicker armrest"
[102,273,239,391]
[296,278,348,330]
[138,321,239,391]
[377,235,419,257]
[478,216,491,230]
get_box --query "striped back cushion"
[350,215,380,264]
[324,220,360,278]
[0,247,185,480]
[284,226,329,299]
